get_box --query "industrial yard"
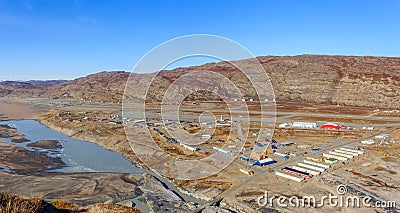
[29,99,400,212]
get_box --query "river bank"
[0,99,222,210]
[0,102,209,213]
[0,98,44,120]
[40,118,211,203]
[0,120,205,212]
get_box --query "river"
[0,119,206,211]
[0,120,143,173]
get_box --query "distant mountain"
[0,80,67,97]
[24,80,68,87]
[44,71,130,103]
[2,55,400,108]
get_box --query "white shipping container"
[275,171,303,182]
[298,163,325,172]
[323,153,348,161]
[303,160,331,169]
[292,165,321,176]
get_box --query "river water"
[0,119,143,173]
[0,119,206,208]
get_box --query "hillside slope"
[2,55,400,108]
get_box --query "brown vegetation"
[0,191,56,213]
[0,191,141,213]
[88,204,140,213]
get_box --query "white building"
[292,122,317,129]
[375,133,389,139]
[361,140,374,145]
[362,126,375,130]
[278,123,289,128]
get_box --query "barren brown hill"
[0,80,66,97]
[3,55,400,107]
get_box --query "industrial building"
[303,160,330,169]
[306,157,323,162]
[298,162,325,172]
[361,139,374,145]
[321,123,343,130]
[278,123,289,128]
[274,152,289,159]
[255,158,276,167]
[325,158,338,164]
[328,151,354,159]
[340,147,364,154]
[334,149,359,156]
[274,145,366,184]
[213,146,230,154]
[375,133,389,139]
[292,165,321,176]
[298,144,311,149]
[278,142,295,147]
[275,171,304,182]
[198,149,209,155]
[240,156,249,161]
[323,153,348,161]
[292,122,317,129]
[180,143,198,152]
[282,167,312,179]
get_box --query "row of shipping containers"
[276,146,364,182]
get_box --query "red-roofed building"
[321,123,343,130]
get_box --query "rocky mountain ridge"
[2,55,400,108]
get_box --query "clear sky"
[0,0,399,80]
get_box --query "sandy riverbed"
[0,98,44,120]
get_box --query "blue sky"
[0,0,399,80]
